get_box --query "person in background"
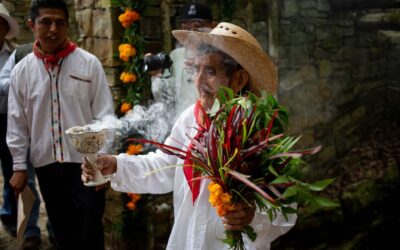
[149,2,215,120]
[0,3,48,250]
[6,0,113,249]
[82,22,296,250]
[1,41,57,249]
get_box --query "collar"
[33,39,77,70]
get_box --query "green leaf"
[281,205,297,214]
[308,178,335,191]
[282,186,298,198]
[244,225,257,242]
[313,196,340,207]
[271,176,290,184]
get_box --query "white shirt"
[7,48,114,170]
[0,41,13,114]
[111,104,297,250]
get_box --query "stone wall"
[277,0,400,177]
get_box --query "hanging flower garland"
[112,0,149,115]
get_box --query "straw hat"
[0,3,19,39]
[172,22,277,95]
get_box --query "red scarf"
[183,100,211,204]
[33,39,77,70]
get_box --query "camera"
[143,52,173,73]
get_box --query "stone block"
[93,9,113,38]
[318,59,332,78]
[75,8,93,38]
[299,0,317,9]
[296,129,316,148]
[317,0,330,11]
[333,114,351,131]
[74,0,95,9]
[103,67,120,87]
[317,144,336,165]
[280,65,318,91]
[81,38,118,67]
[95,0,112,8]
[282,0,299,18]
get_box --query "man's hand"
[81,155,117,183]
[9,170,28,196]
[222,202,256,231]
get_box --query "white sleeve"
[111,149,177,194]
[90,57,114,119]
[7,67,29,171]
[110,108,193,194]
[0,51,16,96]
[247,205,297,249]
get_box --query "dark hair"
[196,43,242,76]
[30,0,69,22]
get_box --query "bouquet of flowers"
[131,88,336,249]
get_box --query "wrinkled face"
[0,17,9,43]
[29,8,68,54]
[193,53,232,109]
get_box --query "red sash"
[183,100,210,204]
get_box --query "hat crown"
[211,22,262,51]
[0,4,11,17]
[0,3,19,39]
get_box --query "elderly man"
[7,0,113,249]
[82,22,296,249]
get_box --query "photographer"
[146,2,215,121]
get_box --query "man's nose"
[194,69,204,85]
[49,22,57,32]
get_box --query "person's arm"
[90,57,114,119]
[7,65,29,195]
[7,67,30,171]
[0,51,16,96]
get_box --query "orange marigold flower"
[129,193,141,202]
[126,144,143,155]
[118,9,140,28]
[126,201,136,210]
[120,72,137,84]
[208,181,234,217]
[118,44,136,62]
[120,102,132,113]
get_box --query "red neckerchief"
[183,100,211,204]
[33,39,77,70]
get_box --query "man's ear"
[230,69,249,94]
[27,19,35,32]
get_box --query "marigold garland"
[120,72,138,84]
[118,8,140,28]
[118,44,136,62]
[112,0,149,114]
[120,102,132,114]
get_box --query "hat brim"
[172,29,277,95]
[0,14,19,39]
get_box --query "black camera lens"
[143,52,173,72]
